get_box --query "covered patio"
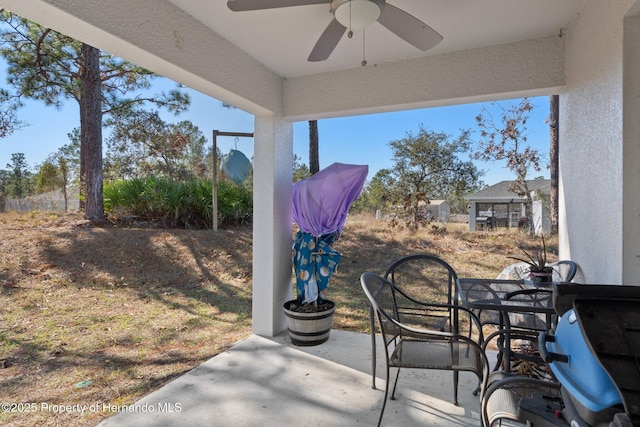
[4,0,638,337]
[2,0,640,424]
[96,329,498,426]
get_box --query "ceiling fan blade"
[308,19,346,62]
[227,0,327,12]
[377,3,443,51]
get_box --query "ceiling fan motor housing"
[331,0,385,29]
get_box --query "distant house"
[417,199,450,222]
[464,180,551,233]
[406,200,451,222]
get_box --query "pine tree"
[0,11,190,220]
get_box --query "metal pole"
[212,130,218,231]
[211,130,254,232]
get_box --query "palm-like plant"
[509,234,553,281]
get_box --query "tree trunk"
[309,120,319,175]
[60,158,69,212]
[79,43,104,221]
[549,95,559,234]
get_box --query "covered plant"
[291,163,368,307]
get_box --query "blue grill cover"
[545,309,622,412]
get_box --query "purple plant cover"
[292,162,369,238]
[291,162,368,303]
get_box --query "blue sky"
[0,73,552,186]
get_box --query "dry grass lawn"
[0,211,556,426]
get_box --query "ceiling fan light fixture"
[332,0,383,30]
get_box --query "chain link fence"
[3,187,79,212]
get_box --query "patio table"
[456,278,558,372]
[457,278,556,315]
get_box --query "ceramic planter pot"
[529,270,554,283]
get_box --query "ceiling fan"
[226,0,443,62]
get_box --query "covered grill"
[539,285,640,426]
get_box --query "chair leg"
[453,371,459,406]
[377,364,392,427]
[370,308,377,389]
[493,348,504,372]
[390,367,401,400]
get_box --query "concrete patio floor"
[98,329,493,426]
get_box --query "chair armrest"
[394,288,483,344]
[397,299,485,344]
[387,311,484,347]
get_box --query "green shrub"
[104,177,252,228]
[217,180,252,225]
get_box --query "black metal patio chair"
[361,271,489,427]
[367,254,484,391]
[485,260,578,374]
[383,253,459,329]
[481,372,562,426]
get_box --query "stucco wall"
[622,9,640,283]
[560,0,634,284]
[284,36,565,121]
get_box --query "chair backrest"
[362,270,465,339]
[361,272,405,339]
[363,271,489,412]
[383,254,458,307]
[549,260,578,282]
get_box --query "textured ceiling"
[169,0,587,78]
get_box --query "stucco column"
[252,115,293,337]
[560,0,630,284]
[623,10,640,283]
